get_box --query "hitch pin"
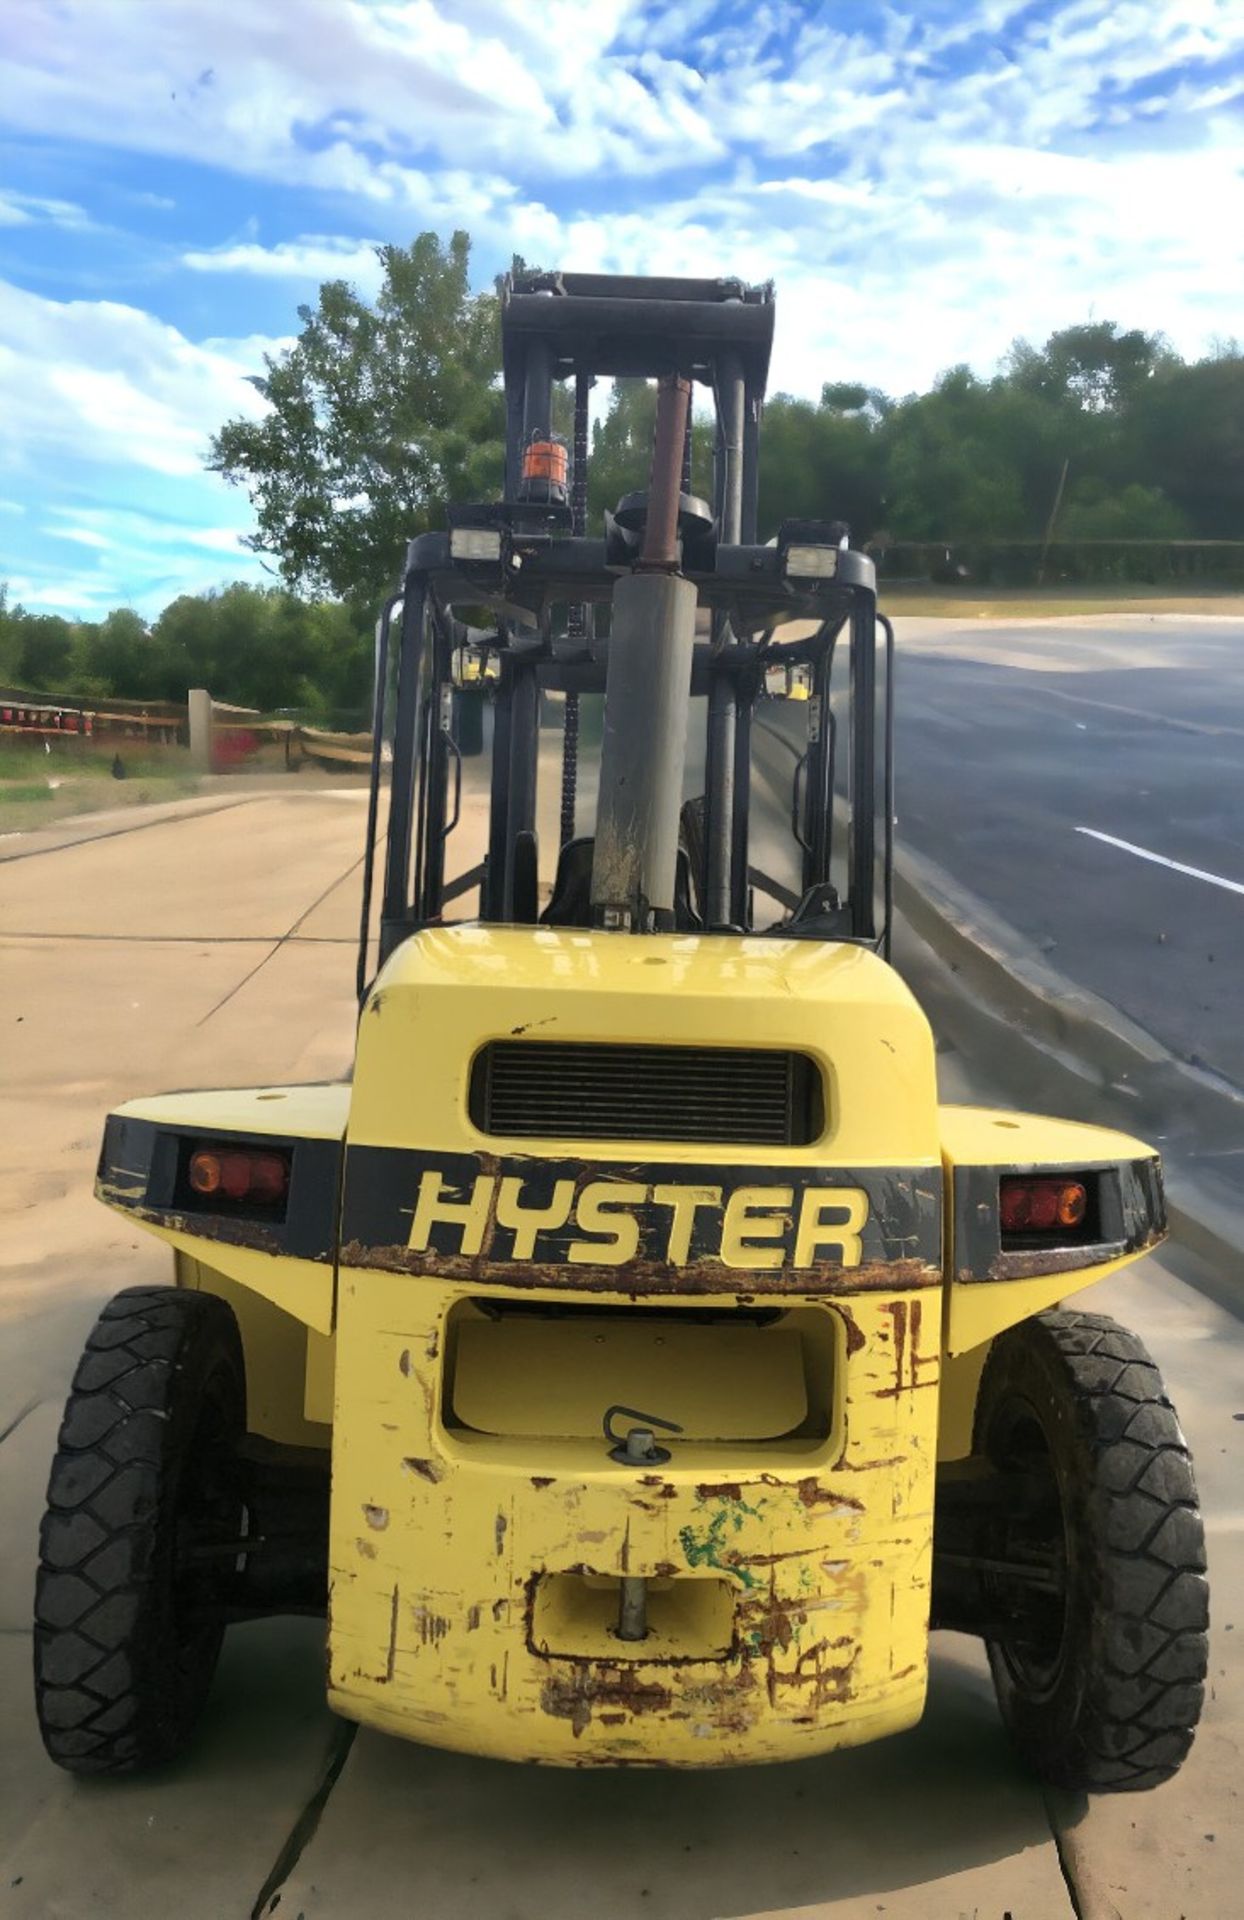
[601,1406,684,1644]
[602,1403,683,1467]
[617,1575,648,1643]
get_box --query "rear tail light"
[999,1175,1088,1239]
[187,1144,290,1211]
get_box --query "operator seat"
[541,837,702,931]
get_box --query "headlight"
[784,544,838,579]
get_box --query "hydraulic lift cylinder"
[591,569,697,929]
[592,372,696,931]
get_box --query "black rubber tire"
[33,1285,246,1775]
[976,1308,1208,1792]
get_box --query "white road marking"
[1077,826,1244,897]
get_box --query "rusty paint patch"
[541,1668,674,1738]
[466,1604,482,1631]
[965,1224,1161,1285]
[531,1475,554,1489]
[766,1638,859,1712]
[743,1590,807,1656]
[101,1196,325,1262]
[402,1455,444,1484]
[836,1305,867,1355]
[399,1348,413,1376]
[495,1511,508,1556]
[384,1584,399,1683]
[796,1477,864,1512]
[338,1237,939,1297]
[695,1482,744,1501]
[732,1545,825,1569]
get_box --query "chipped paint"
[339,1238,939,1297]
[542,1668,675,1739]
[327,1266,942,1764]
[796,1478,864,1514]
[402,1455,444,1484]
[679,1509,761,1589]
[384,1584,399,1683]
[413,1606,452,1646]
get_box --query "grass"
[0,743,201,835]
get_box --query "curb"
[892,842,1244,1297]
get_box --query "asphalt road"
[1,783,1242,1918]
[891,615,1244,1091]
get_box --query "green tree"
[150,583,373,716]
[1006,322,1174,414]
[1058,478,1188,541]
[0,583,21,684]
[585,380,716,526]
[74,607,176,700]
[759,388,887,541]
[210,232,505,604]
[882,367,1030,539]
[6,609,77,690]
[1135,351,1244,538]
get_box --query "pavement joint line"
[1042,1789,1091,1920]
[247,1719,357,1920]
[196,845,371,1026]
[0,1398,41,1449]
[0,794,265,865]
[0,931,356,945]
[1076,825,1244,897]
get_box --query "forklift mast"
[358,270,894,992]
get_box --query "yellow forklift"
[36,272,1207,1789]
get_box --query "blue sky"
[1,0,1242,619]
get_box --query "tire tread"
[33,1285,241,1776]
[982,1308,1207,1793]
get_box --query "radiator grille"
[470,1042,823,1146]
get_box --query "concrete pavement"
[0,782,1240,1918]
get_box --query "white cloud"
[0,283,282,616]
[0,279,277,480]
[0,188,91,229]
[183,234,385,283]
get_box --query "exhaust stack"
[591,374,697,931]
